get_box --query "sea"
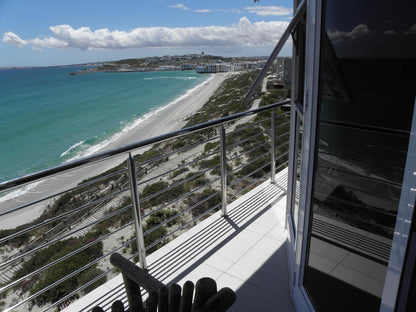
[0,67,210,183]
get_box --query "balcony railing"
[0,100,290,311]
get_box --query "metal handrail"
[0,100,289,193]
[0,100,291,311]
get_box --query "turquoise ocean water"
[0,67,209,183]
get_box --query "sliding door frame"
[290,0,322,310]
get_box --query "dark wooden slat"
[169,284,182,312]
[191,278,217,312]
[179,281,194,312]
[111,300,125,312]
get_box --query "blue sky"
[0,0,293,67]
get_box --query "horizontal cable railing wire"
[143,176,221,221]
[5,225,136,311]
[135,148,220,187]
[0,183,129,246]
[144,189,221,238]
[0,100,290,311]
[139,166,220,208]
[146,201,223,253]
[0,100,289,191]
[0,206,133,294]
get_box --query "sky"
[0,0,293,67]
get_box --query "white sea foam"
[66,75,214,162]
[60,140,86,157]
[0,181,41,203]
[144,76,197,80]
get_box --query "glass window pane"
[303,0,416,311]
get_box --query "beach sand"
[0,73,229,230]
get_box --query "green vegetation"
[186,188,221,218]
[99,197,133,230]
[185,172,209,188]
[203,141,220,155]
[130,209,179,255]
[0,69,291,309]
[169,167,189,179]
[13,231,105,305]
[140,181,186,209]
[184,70,260,127]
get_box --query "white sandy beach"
[0,73,230,230]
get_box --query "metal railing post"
[271,111,277,183]
[220,126,228,216]
[127,153,147,270]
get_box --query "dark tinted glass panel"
[304,0,416,311]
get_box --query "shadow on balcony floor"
[67,169,295,311]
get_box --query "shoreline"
[0,72,230,230]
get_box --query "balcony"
[64,170,293,312]
[0,101,294,311]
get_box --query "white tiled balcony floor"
[67,169,295,311]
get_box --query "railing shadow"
[148,173,287,284]
[70,171,288,311]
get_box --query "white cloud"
[328,24,370,43]
[386,25,416,35]
[244,6,292,16]
[384,30,398,35]
[3,18,289,51]
[2,31,27,47]
[406,24,416,34]
[169,4,189,11]
[30,35,68,48]
[168,4,292,16]
[194,9,212,13]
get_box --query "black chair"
[92,253,236,312]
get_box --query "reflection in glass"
[290,115,303,234]
[303,0,416,311]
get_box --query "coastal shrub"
[151,209,179,227]
[13,231,104,305]
[203,141,220,155]
[227,124,264,147]
[248,143,270,159]
[169,167,189,179]
[77,267,107,294]
[238,156,270,179]
[146,215,163,228]
[144,226,168,254]
[134,148,167,166]
[129,216,169,255]
[141,181,168,201]
[163,184,187,203]
[184,70,260,127]
[198,155,220,172]
[184,172,209,188]
[0,227,30,247]
[260,88,289,107]
[186,188,221,218]
[99,197,133,229]
[141,181,187,208]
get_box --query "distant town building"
[274,57,292,86]
[158,65,180,71]
[196,60,266,74]
[181,64,197,70]
[196,63,230,73]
